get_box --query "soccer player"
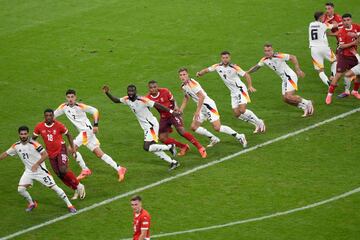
[178,68,247,148]
[196,51,265,133]
[248,43,314,117]
[33,109,86,200]
[0,126,76,213]
[102,85,180,171]
[131,195,151,240]
[54,89,126,181]
[309,11,338,86]
[326,13,360,104]
[146,80,206,158]
[323,2,343,36]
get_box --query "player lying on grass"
[248,43,314,117]
[0,126,77,213]
[103,85,180,171]
[146,80,207,158]
[178,68,247,148]
[55,89,127,182]
[196,51,265,133]
[32,109,86,200]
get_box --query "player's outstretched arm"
[0,152,9,161]
[194,91,205,121]
[179,95,190,113]
[196,68,210,77]
[243,72,256,93]
[289,55,305,78]
[339,38,359,49]
[31,151,48,172]
[65,132,75,154]
[247,64,262,74]
[102,85,121,103]
[153,102,179,116]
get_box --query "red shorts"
[159,116,184,133]
[49,144,69,175]
[336,54,358,73]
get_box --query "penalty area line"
[1,107,360,240]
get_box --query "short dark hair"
[127,84,136,90]
[220,51,230,56]
[148,80,157,85]
[178,67,188,73]
[18,125,29,133]
[131,195,142,202]
[325,2,334,7]
[314,11,324,20]
[66,89,76,95]
[44,108,54,114]
[264,42,273,48]
[342,13,352,19]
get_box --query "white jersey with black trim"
[119,96,158,130]
[54,103,99,132]
[207,62,247,94]
[257,53,293,76]
[6,140,47,172]
[309,21,333,47]
[181,78,215,104]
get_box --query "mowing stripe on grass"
[119,186,360,239]
[2,107,360,240]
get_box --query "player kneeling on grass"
[0,126,76,213]
[178,68,247,148]
[248,43,314,117]
[103,85,180,171]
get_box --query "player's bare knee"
[190,125,197,131]
[213,125,221,132]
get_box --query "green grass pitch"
[0,0,359,239]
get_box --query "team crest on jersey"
[160,97,164,102]
[53,130,57,134]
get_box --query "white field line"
[119,186,360,239]
[1,107,360,240]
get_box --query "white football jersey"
[258,53,293,76]
[6,140,47,172]
[55,103,99,132]
[119,96,158,130]
[207,63,247,94]
[181,78,215,104]
[309,21,333,47]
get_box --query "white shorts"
[231,85,250,108]
[74,131,100,151]
[311,46,336,70]
[351,64,360,76]
[19,169,56,187]
[144,121,159,142]
[196,100,220,123]
[281,70,299,95]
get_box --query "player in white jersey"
[102,85,180,171]
[0,126,76,213]
[55,89,127,182]
[196,51,265,133]
[248,43,314,117]
[309,11,338,86]
[178,68,247,148]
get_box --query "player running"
[131,195,151,240]
[326,13,360,104]
[54,89,126,181]
[178,68,247,148]
[196,51,265,133]
[103,85,180,171]
[146,80,206,158]
[33,109,86,200]
[309,11,338,86]
[248,43,314,117]
[0,126,76,213]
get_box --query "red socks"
[163,138,187,149]
[62,171,79,190]
[328,84,337,94]
[354,82,360,91]
[183,132,203,149]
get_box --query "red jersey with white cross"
[133,209,151,240]
[147,88,175,118]
[338,24,360,56]
[33,120,68,158]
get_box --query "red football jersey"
[323,13,343,33]
[33,120,68,158]
[147,88,175,118]
[338,24,360,56]
[133,209,151,240]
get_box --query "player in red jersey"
[33,109,86,200]
[131,195,151,240]
[146,80,207,158]
[323,2,343,36]
[326,13,360,104]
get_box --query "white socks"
[331,61,337,78]
[148,144,171,152]
[298,98,309,110]
[344,77,351,93]
[75,152,88,170]
[219,125,237,137]
[319,72,330,86]
[18,186,33,204]
[101,154,120,171]
[51,185,72,207]
[238,109,260,126]
[195,127,215,138]
[152,151,175,163]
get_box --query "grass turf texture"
[0,0,359,239]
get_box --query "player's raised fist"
[102,85,110,93]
